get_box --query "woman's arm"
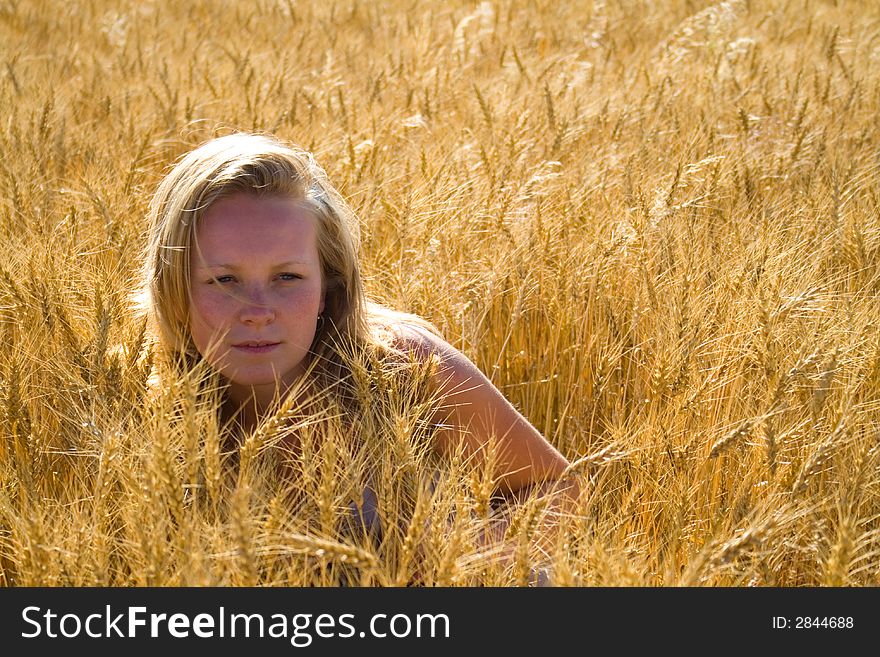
[392,322,583,581]
[392,322,570,490]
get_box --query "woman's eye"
[278,273,302,281]
[209,275,235,284]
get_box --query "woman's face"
[188,193,325,400]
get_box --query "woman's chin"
[221,363,308,390]
[221,367,282,388]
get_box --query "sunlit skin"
[189,193,325,418]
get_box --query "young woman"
[140,132,577,580]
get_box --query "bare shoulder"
[389,322,472,372]
[387,322,570,492]
[389,321,444,356]
[387,322,492,399]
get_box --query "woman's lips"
[232,342,281,354]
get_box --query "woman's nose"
[238,289,275,326]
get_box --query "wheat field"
[0,0,878,586]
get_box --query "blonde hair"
[139,132,438,394]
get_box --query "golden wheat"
[0,0,878,586]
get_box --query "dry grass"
[1,0,879,586]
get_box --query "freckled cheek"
[187,296,237,361]
[289,286,324,312]
[189,291,237,330]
